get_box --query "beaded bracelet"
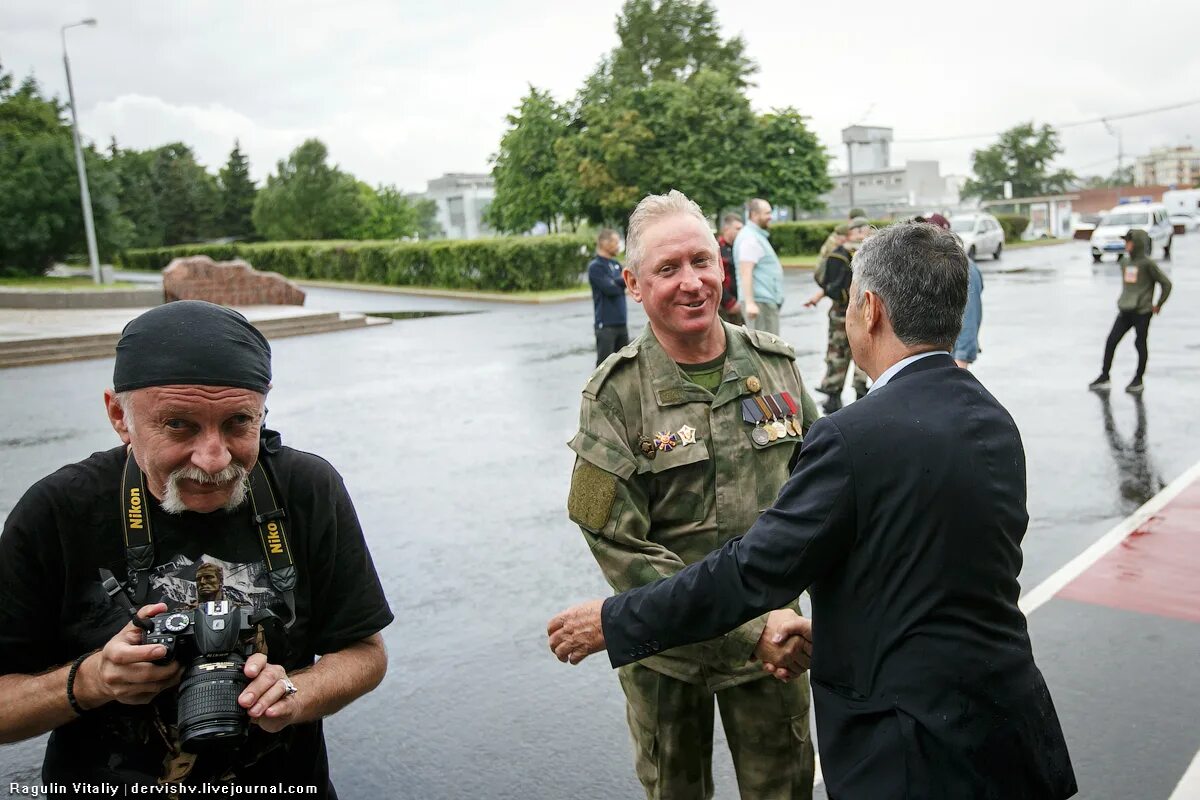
[66,652,92,716]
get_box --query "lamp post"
[61,18,103,284]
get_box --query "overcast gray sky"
[3,0,1198,193]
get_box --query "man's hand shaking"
[754,609,812,681]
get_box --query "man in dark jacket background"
[717,213,745,325]
[550,221,1078,800]
[1089,228,1172,394]
[588,229,628,365]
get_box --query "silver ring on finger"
[281,677,298,697]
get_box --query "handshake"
[753,608,813,681]
[546,600,812,679]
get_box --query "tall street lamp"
[62,18,104,284]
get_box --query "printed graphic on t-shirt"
[1124,265,1139,284]
[150,554,279,613]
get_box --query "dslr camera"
[142,601,260,753]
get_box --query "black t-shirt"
[0,433,394,795]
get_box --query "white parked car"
[1169,212,1199,233]
[1090,202,1174,262]
[949,213,1006,260]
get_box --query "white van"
[1090,202,1173,262]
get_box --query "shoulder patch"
[582,341,640,399]
[568,460,618,532]
[743,327,796,359]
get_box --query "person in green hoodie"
[1089,228,1172,394]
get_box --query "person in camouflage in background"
[817,207,867,263]
[806,218,871,413]
[567,191,820,800]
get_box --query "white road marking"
[1019,457,1200,615]
[1169,747,1200,799]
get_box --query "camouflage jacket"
[567,322,820,691]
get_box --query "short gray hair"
[852,222,968,351]
[114,390,136,433]
[625,190,711,273]
[748,198,770,215]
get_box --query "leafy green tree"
[252,139,368,240]
[1082,164,1134,188]
[607,0,755,90]
[111,143,219,246]
[412,197,443,239]
[962,122,1076,200]
[487,86,574,234]
[0,65,128,274]
[217,140,258,240]
[559,69,759,224]
[748,108,831,211]
[151,143,219,245]
[355,184,434,239]
[111,147,163,247]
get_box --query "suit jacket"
[602,354,1077,799]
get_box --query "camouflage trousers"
[618,664,814,800]
[818,309,869,396]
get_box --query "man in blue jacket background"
[588,229,628,365]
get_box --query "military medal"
[753,396,779,441]
[765,395,791,439]
[780,392,802,437]
[677,424,697,446]
[638,434,657,459]
[654,431,679,452]
[742,398,770,446]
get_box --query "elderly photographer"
[0,301,392,795]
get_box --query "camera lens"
[177,654,249,754]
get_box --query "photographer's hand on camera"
[74,603,183,710]
[239,653,303,733]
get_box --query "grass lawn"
[1004,238,1069,250]
[296,278,590,303]
[779,255,818,268]
[0,276,139,290]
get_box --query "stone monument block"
[162,256,306,306]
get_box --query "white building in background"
[1135,146,1200,187]
[423,173,495,240]
[818,126,961,218]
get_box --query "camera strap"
[246,459,297,628]
[120,449,155,605]
[119,449,297,627]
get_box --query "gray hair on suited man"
[624,190,712,274]
[851,222,969,351]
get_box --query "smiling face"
[106,384,266,514]
[624,213,723,344]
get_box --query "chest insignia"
[653,431,680,452]
[638,434,657,459]
[676,425,697,446]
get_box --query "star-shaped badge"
[676,425,697,446]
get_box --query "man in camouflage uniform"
[816,207,867,263]
[567,190,820,799]
[805,218,870,413]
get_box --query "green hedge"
[994,214,1030,242]
[116,235,594,292]
[768,220,892,256]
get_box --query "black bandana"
[113,301,272,394]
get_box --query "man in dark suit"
[549,221,1077,799]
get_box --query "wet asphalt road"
[2,237,1198,798]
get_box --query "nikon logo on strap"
[127,487,145,530]
[266,521,284,555]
